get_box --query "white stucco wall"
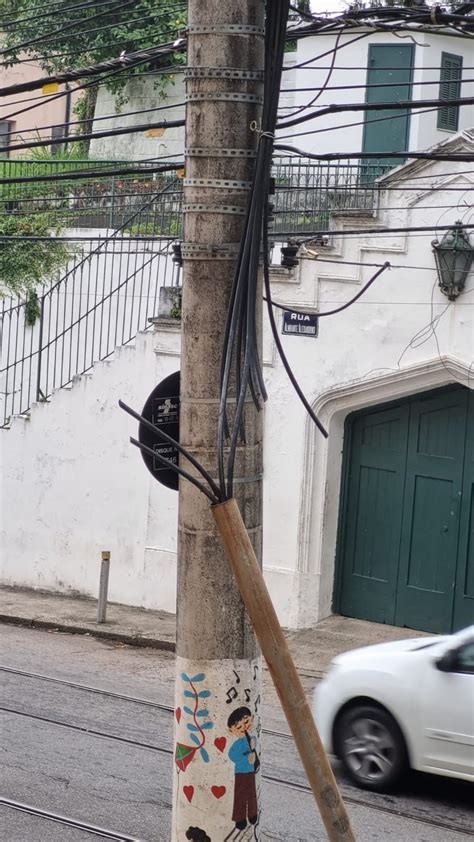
[89,74,186,162]
[0,327,180,612]
[278,28,474,158]
[0,230,178,424]
[1,143,473,628]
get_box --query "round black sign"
[139,370,180,491]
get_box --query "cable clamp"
[186,24,264,36]
[185,67,264,81]
[250,120,274,140]
[185,147,257,159]
[186,92,263,105]
[183,177,252,190]
[181,242,241,260]
[183,203,247,216]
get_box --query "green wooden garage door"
[336,386,474,633]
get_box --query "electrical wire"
[272,223,474,240]
[0,116,186,156]
[0,100,185,141]
[218,0,291,498]
[278,93,474,130]
[274,144,474,164]
[280,77,474,95]
[263,202,328,437]
[283,27,344,119]
[119,400,222,502]
[284,30,372,72]
[0,41,184,100]
[0,64,185,109]
[129,436,218,504]
[276,106,440,141]
[1,0,157,29]
[0,1,139,56]
[266,260,390,318]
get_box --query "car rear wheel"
[334,703,408,792]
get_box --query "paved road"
[1,624,472,841]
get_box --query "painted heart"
[211,786,226,800]
[183,785,194,804]
[214,737,226,753]
[175,707,181,724]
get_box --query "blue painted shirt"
[228,736,255,774]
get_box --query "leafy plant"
[127,216,182,238]
[0,214,73,297]
[1,1,187,100]
[24,289,41,325]
[170,288,182,320]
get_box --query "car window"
[455,641,474,674]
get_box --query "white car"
[313,625,474,792]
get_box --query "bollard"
[97,551,110,623]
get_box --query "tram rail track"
[0,797,147,841]
[1,666,472,838]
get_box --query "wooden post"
[212,497,356,842]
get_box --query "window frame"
[437,51,463,133]
[0,120,14,157]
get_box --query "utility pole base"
[173,656,262,841]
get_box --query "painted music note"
[226,686,238,704]
[232,669,241,685]
[254,693,261,712]
[244,688,251,703]
[253,664,259,681]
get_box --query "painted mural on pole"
[172,657,262,841]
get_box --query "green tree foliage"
[0,0,186,96]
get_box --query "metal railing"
[1,156,392,425]
[0,157,183,231]
[1,236,180,426]
[0,168,182,427]
[271,158,390,235]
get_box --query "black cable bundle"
[217,0,291,499]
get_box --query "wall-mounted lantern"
[281,241,299,269]
[432,221,474,301]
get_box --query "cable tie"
[249,121,274,140]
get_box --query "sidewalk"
[0,585,429,676]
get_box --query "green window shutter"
[437,52,463,132]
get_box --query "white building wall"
[278,29,474,158]
[0,328,180,613]
[89,74,186,162]
[1,148,473,628]
[0,230,178,424]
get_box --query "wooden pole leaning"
[212,497,356,842]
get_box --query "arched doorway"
[335,385,473,633]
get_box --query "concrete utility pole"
[172,2,265,840]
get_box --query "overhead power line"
[0,162,184,187]
[275,145,474,164]
[0,0,136,56]
[278,94,474,130]
[0,42,185,99]
[279,77,474,96]
[273,223,474,241]
[1,0,155,29]
[0,100,185,141]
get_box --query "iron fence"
[0,157,183,232]
[271,157,391,235]
[1,155,392,425]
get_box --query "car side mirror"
[435,650,457,672]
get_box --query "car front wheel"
[334,703,408,792]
